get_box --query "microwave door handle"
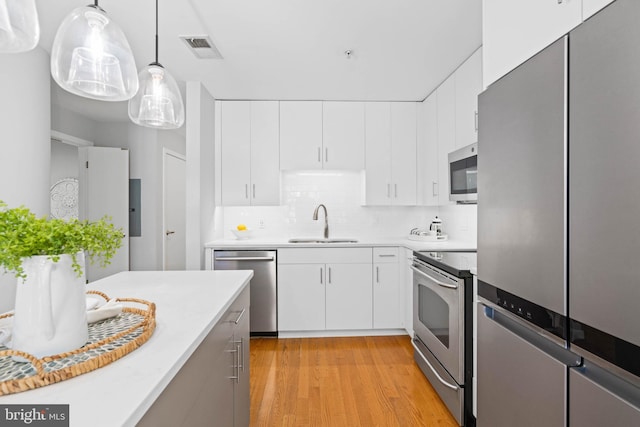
[411,340,459,390]
[410,265,458,289]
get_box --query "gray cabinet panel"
[569,0,640,347]
[477,37,567,315]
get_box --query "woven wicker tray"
[0,290,156,396]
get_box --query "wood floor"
[250,335,457,427]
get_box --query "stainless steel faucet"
[313,204,329,238]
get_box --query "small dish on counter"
[231,229,254,240]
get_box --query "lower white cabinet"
[139,286,250,427]
[278,248,373,332]
[373,247,402,329]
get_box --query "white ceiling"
[36,0,482,123]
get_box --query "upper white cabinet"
[322,102,365,170]
[483,0,582,87]
[280,101,364,170]
[455,48,482,148]
[364,102,417,206]
[583,0,615,20]
[417,94,439,206]
[220,101,280,206]
[436,75,456,206]
[279,101,323,170]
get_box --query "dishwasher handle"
[214,256,275,262]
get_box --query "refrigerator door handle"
[411,339,459,391]
[481,303,581,367]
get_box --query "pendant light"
[51,1,138,101]
[128,0,184,129]
[0,0,39,53]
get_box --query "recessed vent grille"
[179,35,223,59]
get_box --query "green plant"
[0,200,123,279]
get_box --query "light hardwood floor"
[250,335,457,426]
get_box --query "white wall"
[50,141,79,185]
[439,204,478,244]
[186,82,216,269]
[0,48,51,312]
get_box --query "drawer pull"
[232,308,246,325]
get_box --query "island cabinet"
[277,247,373,332]
[138,286,250,427]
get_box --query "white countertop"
[205,236,477,252]
[0,270,253,427]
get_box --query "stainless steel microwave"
[448,143,477,203]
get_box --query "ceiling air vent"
[179,35,223,59]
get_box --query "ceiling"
[36,0,482,123]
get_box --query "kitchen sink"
[288,238,359,244]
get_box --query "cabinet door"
[403,248,414,336]
[390,102,417,205]
[322,101,365,170]
[455,48,483,148]
[437,76,456,205]
[364,102,392,205]
[221,101,251,206]
[280,101,323,170]
[583,0,615,20]
[277,264,325,331]
[417,94,439,206]
[233,301,250,427]
[483,0,581,87]
[373,248,402,329]
[250,101,280,205]
[325,263,372,330]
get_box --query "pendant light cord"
[154,0,159,65]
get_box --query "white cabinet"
[220,101,279,206]
[455,48,483,148]
[279,101,323,170]
[322,102,365,170]
[583,0,615,19]
[364,102,417,205]
[373,247,402,329]
[280,101,364,170]
[403,248,414,337]
[417,94,439,206]
[277,248,373,332]
[436,76,456,206]
[483,0,582,87]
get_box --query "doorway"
[163,149,187,270]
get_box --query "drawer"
[278,247,372,264]
[373,247,399,263]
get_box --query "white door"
[78,147,129,282]
[325,263,373,330]
[322,101,365,170]
[365,102,392,205]
[279,101,323,170]
[163,150,186,270]
[220,101,251,206]
[390,102,417,205]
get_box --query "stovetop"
[414,250,477,278]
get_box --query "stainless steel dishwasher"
[214,250,277,336]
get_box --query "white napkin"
[87,298,123,324]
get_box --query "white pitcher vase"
[11,252,88,358]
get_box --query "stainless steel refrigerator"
[477,0,640,425]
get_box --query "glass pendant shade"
[0,0,39,53]
[51,5,138,101]
[128,64,184,129]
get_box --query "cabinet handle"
[379,254,396,258]
[432,181,438,197]
[227,346,239,381]
[245,184,248,199]
[318,147,321,162]
[395,184,398,198]
[233,308,246,325]
[252,183,256,199]
[376,266,379,283]
[387,184,391,198]
[320,267,323,284]
[474,111,478,131]
[325,147,328,163]
[328,267,332,284]
[234,338,245,372]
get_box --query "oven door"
[412,259,464,384]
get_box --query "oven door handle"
[410,265,458,289]
[411,339,459,391]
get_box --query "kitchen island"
[0,270,253,427]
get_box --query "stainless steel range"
[412,251,476,427]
